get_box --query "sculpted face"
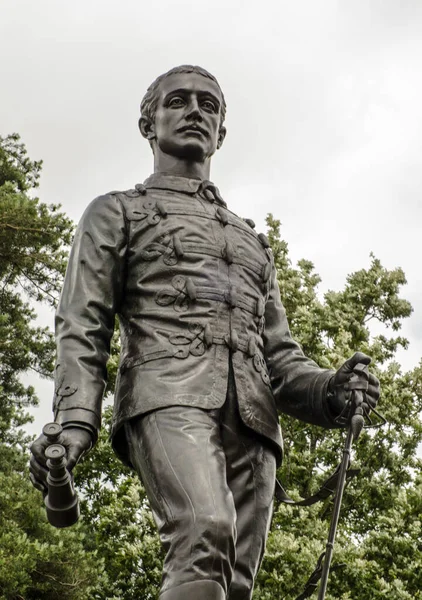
[145,72,226,162]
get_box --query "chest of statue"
[119,186,272,305]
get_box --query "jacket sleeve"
[53,193,127,437]
[263,262,339,428]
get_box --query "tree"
[254,216,422,599]
[0,134,104,599]
[0,133,73,451]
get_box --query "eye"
[201,99,218,113]
[168,96,185,108]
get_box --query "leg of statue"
[125,406,236,599]
[221,364,277,600]
[159,580,225,599]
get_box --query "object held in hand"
[43,422,80,528]
[316,364,384,599]
[334,363,385,431]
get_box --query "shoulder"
[108,183,148,200]
[79,185,147,222]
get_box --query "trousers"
[125,360,277,599]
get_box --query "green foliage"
[0,133,42,192]
[254,216,422,599]
[0,134,74,447]
[0,134,102,599]
[0,134,73,306]
[0,463,105,599]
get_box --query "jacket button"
[185,278,197,300]
[256,297,265,317]
[135,183,147,195]
[230,329,239,351]
[173,234,184,258]
[262,262,271,283]
[258,233,270,248]
[226,286,237,308]
[223,241,234,264]
[253,353,264,372]
[204,323,213,347]
[261,370,270,385]
[216,207,229,226]
[247,337,257,357]
[225,329,239,351]
[203,188,215,202]
[244,218,256,229]
[156,199,168,217]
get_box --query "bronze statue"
[30,65,380,600]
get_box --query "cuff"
[55,408,100,443]
[310,369,342,428]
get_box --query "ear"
[217,126,227,150]
[139,116,156,140]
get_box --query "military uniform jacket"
[53,174,337,466]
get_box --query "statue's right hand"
[29,427,93,495]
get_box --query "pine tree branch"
[33,569,88,588]
[2,223,45,233]
[17,272,57,303]
[28,364,53,379]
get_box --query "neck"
[153,153,211,180]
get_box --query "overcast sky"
[1,0,421,435]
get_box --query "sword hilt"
[348,363,369,440]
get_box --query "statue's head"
[139,65,227,163]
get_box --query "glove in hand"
[328,352,380,417]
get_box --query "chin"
[170,142,209,162]
[180,144,208,162]
[158,139,213,163]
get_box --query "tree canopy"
[254,216,422,599]
[0,135,421,599]
[0,134,102,599]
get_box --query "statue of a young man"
[30,65,380,600]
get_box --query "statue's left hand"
[328,352,380,417]
[29,427,93,495]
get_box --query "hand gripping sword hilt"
[334,362,386,435]
[347,363,369,441]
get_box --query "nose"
[186,96,202,121]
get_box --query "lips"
[177,125,208,137]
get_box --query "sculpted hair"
[140,65,227,126]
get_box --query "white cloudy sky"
[1,1,421,435]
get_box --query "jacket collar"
[143,173,227,207]
[143,173,203,194]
